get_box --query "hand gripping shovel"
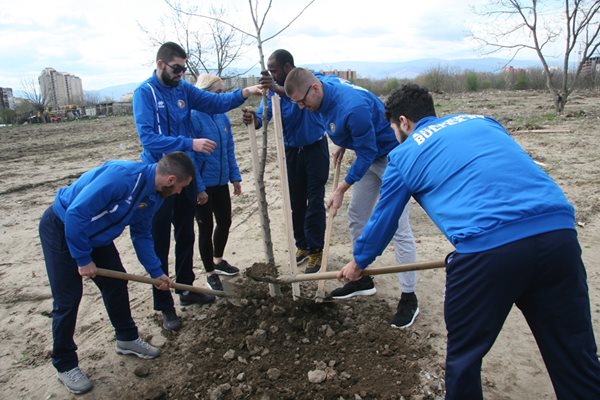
[247,259,445,285]
[95,268,236,297]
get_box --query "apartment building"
[39,68,84,110]
[0,87,15,110]
[321,69,357,82]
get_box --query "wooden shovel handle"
[95,268,227,297]
[281,260,445,283]
[315,156,342,297]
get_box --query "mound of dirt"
[244,262,280,283]
[132,277,444,400]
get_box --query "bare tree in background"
[166,0,316,265]
[473,0,600,113]
[20,77,50,116]
[83,91,102,106]
[139,5,248,80]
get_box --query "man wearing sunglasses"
[133,42,261,331]
[242,49,329,275]
[284,68,420,330]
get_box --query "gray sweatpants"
[347,156,417,293]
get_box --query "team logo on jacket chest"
[329,122,336,133]
[178,99,185,109]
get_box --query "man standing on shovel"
[243,49,329,275]
[284,67,420,329]
[338,83,600,399]
[39,152,194,395]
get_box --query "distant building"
[320,69,357,82]
[39,67,84,110]
[0,87,15,110]
[223,75,260,90]
[582,56,600,75]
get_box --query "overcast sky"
[1,0,545,91]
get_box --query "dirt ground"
[0,89,599,400]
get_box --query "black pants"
[39,207,138,372]
[286,138,329,253]
[151,184,196,310]
[194,185,232,272]
[444,229,600,399]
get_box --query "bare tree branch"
[473,0,600,113]
[20,77,49,113]
[263,0,315,42]
[165,0,256,38]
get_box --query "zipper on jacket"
[219,117,225,185]
[89,180,147,239]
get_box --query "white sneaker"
[56,366,93,394]
[115,337,160,359]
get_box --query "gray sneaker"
[56,366,93,394]
[115,337,160,359]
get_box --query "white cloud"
[0,0,567,92]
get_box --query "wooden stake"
[271,95,301,299]
[315,154,342,302]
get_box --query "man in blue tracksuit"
[243,49,329,274]
[133,42,260,330]
[284,68,419,329]
[39,151,195,395]
[338,84,600,399]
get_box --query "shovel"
[95,268,235,297]
[247,259,445,285]
[315,156,342,302]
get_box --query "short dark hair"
[270,49,295,68]
[284,67,317,97]
[156,42,187,62]
[156,151,195,181]
[385,84,436,125]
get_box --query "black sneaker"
[214,260,240,276]
[391,292,419,329]
[161,308,182,331]
[207,274,223,291]
[179,290,216,306]
[330,276,377,299]
[305,251,322,274]
[296,249,309,264]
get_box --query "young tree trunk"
[554,92,567,114]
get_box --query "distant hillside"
[302,58,543,80]
[90,58,548,101]
[87,82,140,102]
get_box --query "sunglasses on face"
[164,62,187,75]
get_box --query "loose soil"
[0,90,599,400]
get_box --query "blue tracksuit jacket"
[316,75,398,185]
[190,110,241,193]
[52,160,164,277]
[133,71,246,163]
[354,114,575,268]
[254,79,326,149]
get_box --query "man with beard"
[338,84,600,399]
[133,42,261,331]
[242,49,329,274]
[39,151,194,395]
